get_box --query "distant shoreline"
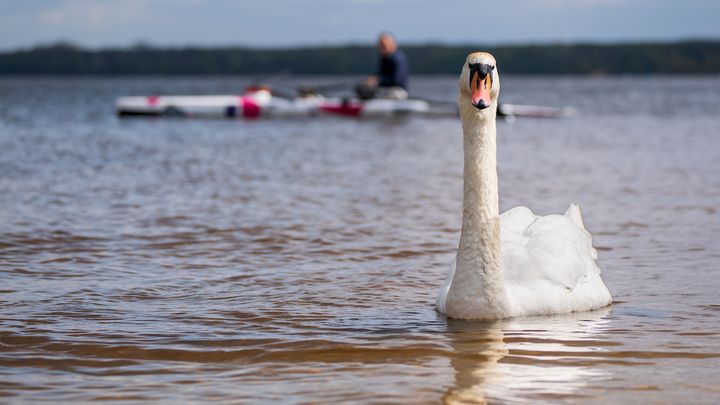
[2,40,719,75]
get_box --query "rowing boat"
[116,88,438,119]
[115,88,571,119]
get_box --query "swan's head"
[459,52,500,111]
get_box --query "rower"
[356,32,410,100]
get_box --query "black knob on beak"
[473,99,490,110]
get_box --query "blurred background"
[1,1,719,404]
[2,0,720,75]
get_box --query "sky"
[2,0,720,51]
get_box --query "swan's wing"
[500,206,537,238]
[564,203,598,260]
[502,205,598,292]
[500,206,537,287]
[564,203,586,231]
[524,215,592,290]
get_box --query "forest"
[1,40,719,75]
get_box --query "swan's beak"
[469,63,494,110]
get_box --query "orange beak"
[469,63,494,110]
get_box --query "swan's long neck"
[445,100,508,319]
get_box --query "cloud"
[39,10,65,24]
[86,7,105,24]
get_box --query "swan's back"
[500,204,612,316]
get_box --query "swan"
[436,52,612,320]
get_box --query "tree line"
[1,40,719,75]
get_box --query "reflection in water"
[444,308,612,404]
[443,321,507,405]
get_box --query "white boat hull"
[116,93,432,119]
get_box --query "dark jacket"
[377,50,409,90]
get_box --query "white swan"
[436,52,612,320]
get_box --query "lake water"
[1,75,719,404]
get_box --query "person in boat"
[356,32,409,100]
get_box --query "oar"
[257,80,358,99]
[405,95,458,117]
[303,80,359,94]
[407,97,573,120]
[410,96,455,106]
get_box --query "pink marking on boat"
[240,96,261,119]
[147,95,160,106]
[320,102,363,117]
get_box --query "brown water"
[1,76,719,404]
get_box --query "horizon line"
[3,36,720,53]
